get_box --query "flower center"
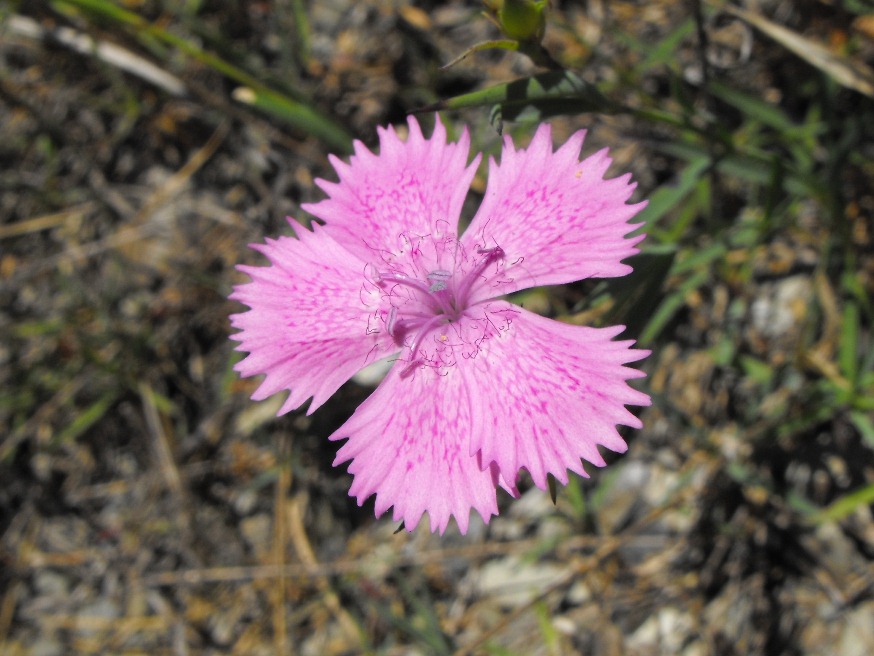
[364,230,516,376]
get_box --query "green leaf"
[54,392,118,445]
[232,87,352,152]
[740,356,774,385]
[635,18,695,73]
[534,600,560,650]
[547,473,558,505]
[707,80,796,132]
[602,247,676,337]
[52,0,352,151]
[850,411,874,450]
[419,71,617,126]
[638,156,711,234]
[839,301,860,386]
[441,40,519,70]
[807,482,874,524]
[563,474,587,520]
[640,268,709,345]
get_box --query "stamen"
[427,269,452,292]
[454,245,505,308]
[404,314,450,370]
[367,236,509,374]
[378,271,455,316]
[377,272,432,297]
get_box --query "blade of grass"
[52,0,352,151]
[849,411,874,450]
[418,70,617,118]
[727,5,874,98]
[640,156,711,238]
[7,14,185,96]
[393,574,454,655]
[807,482,874,524]
[839,301,860,387]
[534,600,561,655]
[635,17,695,73]
[706,79,796,133]
[289,0,312,65]
[639,268,710,345]
[601,247,676,337]
[54,391,118,445]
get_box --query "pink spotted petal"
[467,304,650,489]
[302,116,480,263]
[230,221,393,415]
[330,363,501,535]
[463,124,646,299]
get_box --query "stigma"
[364,231,515,373]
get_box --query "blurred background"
[1,0,873,654]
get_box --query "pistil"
[373,240,508,375]
[377,271,456,317]
[453,246,505,310]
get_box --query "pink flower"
[230,116,650,534]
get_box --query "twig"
[139,382,185,499]
[139,535,604,587]
[0,376,88,462]
[271,436,291,654]
[453,502,673,656]
[0,120,229,289]
[0,202,97,240]
[287,493,363,647]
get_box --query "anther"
[427,269,452,292]
[386,306,399,336]
[454,244,506,308]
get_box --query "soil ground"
[1,1,873,654]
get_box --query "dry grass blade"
[0,376,88,463]
[452,503,675,655]
[1,120,229,287]
[0,583,21,644]
[287,493,362,646]
[271,437,291,654]
[0,203,96,240]
[137,536,604,587]
[4,15,186,96]
[3,0,873,652]
[726,5,874,98]
[139,382,185,499]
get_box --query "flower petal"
[466,304,650,489]
[303,115,480,263]
[463,124,646,298]
[230,221,393,415]
[330,363,501,535]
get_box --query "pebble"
[474,555,567,608]
[750,275,810,339]
[33,571,70,597]
[838,601,874,656]
[240,513,272,557]
[627,606,696,654]
[29,636,64,656]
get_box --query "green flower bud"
[497,0,548,42]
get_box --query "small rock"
[240,513,272,557]
[750,275,810,339]
[627,606,696,654]
[29,636,64,656]
[33,571,69,597]
[838,601,874,656]
[232,489,259,516]
[475,556,567,608]
[598,460,650,533]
